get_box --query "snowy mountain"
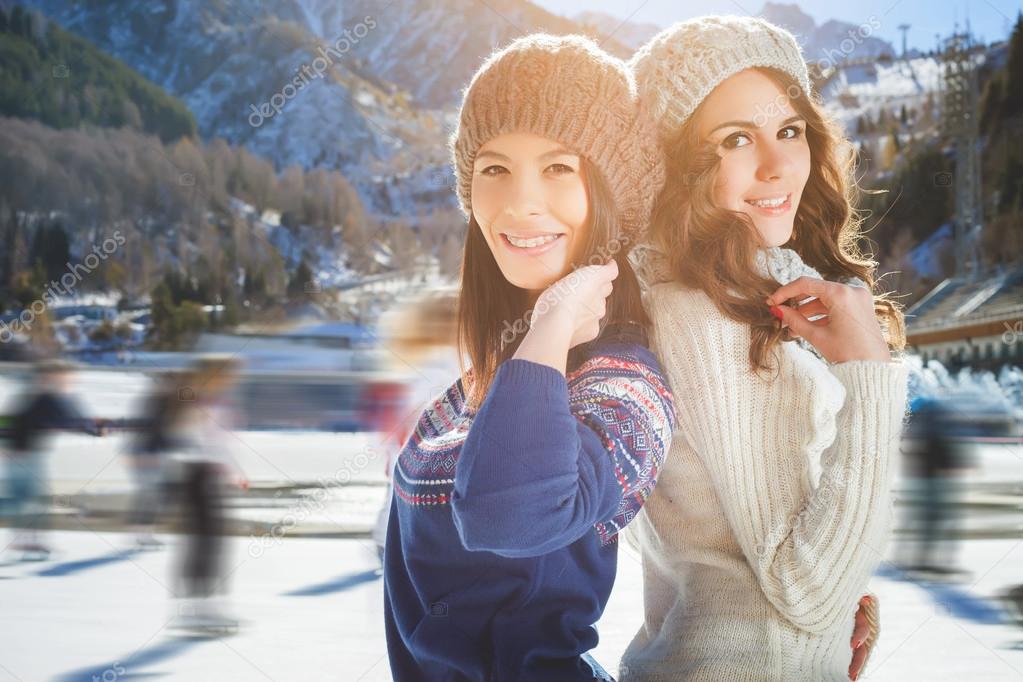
[572,10,660,50]
[759,2,896,63]
[819,54,945,130]
[16,0,624,216]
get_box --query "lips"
[499,232,565,254]
[744,193,792,215]
[745,194,789,208]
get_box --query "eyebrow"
[475,146,578,163]
[539,147,578,161]
[708,114,805,136]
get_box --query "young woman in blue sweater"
[383,34,675,681]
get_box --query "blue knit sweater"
[383,327,675,681]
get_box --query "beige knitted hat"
[450,33,665,246]
[630,15,811,141]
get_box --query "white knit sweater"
[620,248,910,681]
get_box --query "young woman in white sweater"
[620,16,910,682]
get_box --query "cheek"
[794,144,811,194]
[549,178,589,232]
[468,177,491,219]
[470,176,497,227]
[713,156,749,209]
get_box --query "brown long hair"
[458,156,648,409]
[649,67,905,374]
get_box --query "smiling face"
[470,132,590,293]
[694,68,811,247]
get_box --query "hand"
[534,260,618,348]
[514,260,618,373]
[849,594,879,680]
[764,277,891,364]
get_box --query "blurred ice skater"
[366,290,460,565]
[0,359,104,561]
[124,371,180,550]
[166,356,248,634]
[899,395,974,578]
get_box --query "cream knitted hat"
[630,15,811,141]
[450,33,665,246]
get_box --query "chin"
[501,270,554,293]
[759,225,795,248]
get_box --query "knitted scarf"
[630,243,869,362]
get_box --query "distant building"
[905,267,1023,369]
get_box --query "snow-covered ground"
[1,528,1022,681]
[2,368,1023,680]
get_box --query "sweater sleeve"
[647,284,909,633]
[48,394,100,436]
[450,347,675,559]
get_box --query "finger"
[774,304,818,342]
[604,259,619,280]
[765,276,834,306]
[582,260,618,283]
[851,609,870,649]
[783,318,827,339]
[848,644,868,680]
[794,299,829,319]
[778,299,831,327]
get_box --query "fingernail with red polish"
[769,306,783,320]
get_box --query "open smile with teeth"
[503,233,562,248]
[745,194,790,209]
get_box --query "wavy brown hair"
[458,157,648,409]
[649,67,905,374]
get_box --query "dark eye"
[779,125,804,140]
[721,132,752,149]
[479,164,508,176]
[546,163,575,175]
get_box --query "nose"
[503,172,544,220]
[755,139,793,183]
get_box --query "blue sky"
[532,0,1021,51]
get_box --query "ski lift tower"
[939,27,983,281]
